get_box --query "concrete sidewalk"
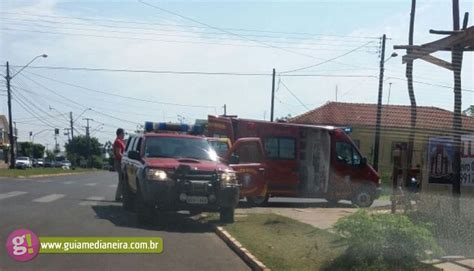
[236,206,357,230]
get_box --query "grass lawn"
[0,168,99,178]
[207,213,439,271]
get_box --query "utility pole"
[13,121,18,158]
[70,112,74,139]
[451,0,463,202]
[5,62,15,169]
[406,0,418,184]
[84,118,93,168]
[64,128,71,142]
[373,34,386,172]
[270,68,276,122]
[335,85,338,102]
[387,82,393,104]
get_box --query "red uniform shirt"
[113,138,125,161]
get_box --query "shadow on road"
[91,205,213,233]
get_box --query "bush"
[334,210,442,268]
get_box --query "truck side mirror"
[360,157,367,165]
[229,154,240,164]
[128,150,140,161]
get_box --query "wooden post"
[406,0,417,185]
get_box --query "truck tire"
[135,184,154,225]
[352,185,375,208]
[247,195,269,207]
[325,197,339,206]
[220,207,235,223]
[122,176,135,212]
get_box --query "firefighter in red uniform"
[114,128,126,202]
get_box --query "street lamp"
[32,129,51,143]
[5,54,48,168]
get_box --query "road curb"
[211,224,270,271]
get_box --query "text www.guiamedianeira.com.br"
[38,237,163,254]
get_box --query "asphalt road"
[0,172,250,271]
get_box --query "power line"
[279,80,311,111]
[386,76,474,93]
[10,65,378,79]
[23,70,218,109]
[11,92,57,129]
[138,0,327,60]
[16,73,141,126]
[0,11,381,40]
[0,18,381,49]
[280,41,375,73]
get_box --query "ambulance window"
[336,142,361,165]
[234,142,262,163]
[264,137,296,160]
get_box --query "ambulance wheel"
[352,186,374,208]
[325,197,339,206]
[247,195,269,207]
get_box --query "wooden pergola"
[395,25,474,70]
[393,2,472,211]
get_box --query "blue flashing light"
[144,121,154,132]
[158,123,167,130]
[144,121,194,133]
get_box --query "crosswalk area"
[0,181,119,206]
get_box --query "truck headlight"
[220,171,237,185]
[146,169,168,181]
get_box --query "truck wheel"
[220,207,235,223]
[122,176,135,212]
[135,185,154,225]
[325,197,339,206]
[352,185,375,208]
[247,195,269,207]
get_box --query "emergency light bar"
[144,121,205,134]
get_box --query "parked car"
[60,160,72,169]
[43,159,53,168]
[15,157,32,169]
[36,158,44,167]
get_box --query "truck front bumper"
[141,179,239,211]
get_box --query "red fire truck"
[207,115,381,207]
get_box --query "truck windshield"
[208,140,229,157]
[144,137,218,161]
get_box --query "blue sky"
[0,0,473,149]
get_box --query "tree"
[18,142,45,158]
[45,150,55,160]
[64,135,103,168]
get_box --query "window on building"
[264,137,296,159]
